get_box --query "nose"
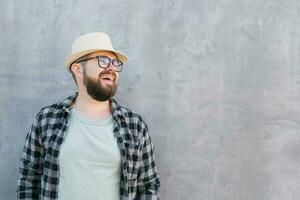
[106,62,118,71]
[102,65,117,75]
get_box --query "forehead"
[88,51,117,59]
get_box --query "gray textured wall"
[1,0,300,199]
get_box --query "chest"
[59,119,121,168]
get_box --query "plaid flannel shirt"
[17,93,160,200]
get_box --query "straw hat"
[64,32,128,70]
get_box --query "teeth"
[101,76,112,80]
[100,74,114,80]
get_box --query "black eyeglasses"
[76,55,123,72]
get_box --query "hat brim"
[64,49,128,70]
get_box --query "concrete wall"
[1,0,300,199]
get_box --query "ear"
[70,63,83,78]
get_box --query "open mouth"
[100,74,115,83]
[101,77,112,81]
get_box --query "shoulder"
[120,104,144,121]
[112,99,149,133]
[33,100,68,128]
[34,94,76,122]
[36,102,64,119]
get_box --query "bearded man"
[17,32,161,200]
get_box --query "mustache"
[98,69,117,79]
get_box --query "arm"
[17,113,44,200]
[136,122,161,200]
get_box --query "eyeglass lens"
[98,56,123,71]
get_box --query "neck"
[73,89,112,120]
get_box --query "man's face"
[81,51,120,101]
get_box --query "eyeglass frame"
[75,55,123,72]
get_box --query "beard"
[83,68,118,101]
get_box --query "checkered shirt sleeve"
[135,116,160,200]
[17,110,44,199]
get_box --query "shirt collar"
[61,92,125,122]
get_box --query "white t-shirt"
[58,107,121,200]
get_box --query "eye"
[113,59,122,66]
[98,56,110,66]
